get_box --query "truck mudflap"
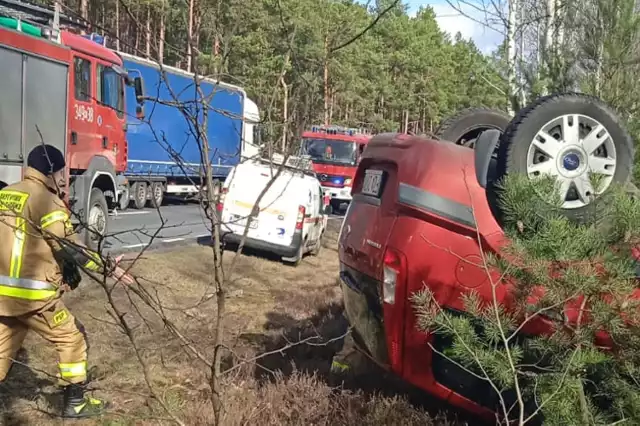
[339,263,389,366]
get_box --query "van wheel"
[147,182,164,208]
[282,242,304,266]
[495,93,634,223]
[83,188,108,251]
[435,107,511,149]
[132,182,147,210]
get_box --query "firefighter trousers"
[0,299,88,386]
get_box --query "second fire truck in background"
[300,126,371,213]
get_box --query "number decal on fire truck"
[74,104,94,123]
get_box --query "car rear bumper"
[223,232,302,258]
[339,263,389,367]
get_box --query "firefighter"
[0,144,134,418]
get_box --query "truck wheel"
[435,107,511,148]
[84,188,108,250]
[132,182,147,210]
[147,182,164,208]
[495,93,634,223]
[282,242,304,267]
[118,184,130,211]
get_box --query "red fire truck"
[0,1,143,249]
[300,125,371,214]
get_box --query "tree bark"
[323,35,330,125]
[187,0,195,72]
[145,6,152,58]
[158,2,165,63]
[280,75,288,152]
[506,0,519,115]
[115,0,120,51]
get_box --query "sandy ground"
[0,223,468,426]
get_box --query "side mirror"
[133,76,145,104]
[474,129,501,188]
[136,105,145,120]
[323,205,331,215]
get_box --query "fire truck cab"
[300,125,371,214]
[0,4,144,249]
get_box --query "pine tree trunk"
[134,5,140,54]
[145,7,151,58]
[506,0,519,115]
[80,0,88,20]
[281,75,288,152]
[187,0,195,72]
[323,35,330,126]
[158,4,165,64]
[115,0,121,51]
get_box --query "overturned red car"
[336,93,636,418]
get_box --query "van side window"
[73,57,91,102]
[318,187,323,213]
[97,64,125,118]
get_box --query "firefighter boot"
[62,383,108,418]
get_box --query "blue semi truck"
[116,53,261,210]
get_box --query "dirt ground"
[0,222,470,426]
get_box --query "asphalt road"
[104,202,344,253]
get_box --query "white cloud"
[409,1,504,54]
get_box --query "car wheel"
[435,107,511,149]
[495,92,634,223]
[132,181,147,210]
[83,188,108,251]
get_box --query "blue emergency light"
[82,32,107,47]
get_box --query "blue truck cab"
[117,53,261,209]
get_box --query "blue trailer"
[117,53,261,210]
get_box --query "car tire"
[282,241,304,267]
[83,188,108,251]
[495,92,634,223]
[147,181,164,208]
[435,107,511,148]
[132,181,147,210]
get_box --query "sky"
[404,0,505,54]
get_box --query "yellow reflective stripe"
[0,286,57,300]
[41,210,69,229]
[83,259,101,272]
[9,217,26,278]
[59,361,87,378]
[331,360,350,371]
[0,190,29,213]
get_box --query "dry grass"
[0,222,468,425]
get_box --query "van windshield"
[301,138,357,166]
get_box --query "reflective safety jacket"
[0,167,107,317]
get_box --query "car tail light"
[216,187,228,212]
[296,205,305,230]
[383,248,404,304]
[382,246,407,373]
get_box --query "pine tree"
[412,174,640,425]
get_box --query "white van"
[220,155,329,266]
